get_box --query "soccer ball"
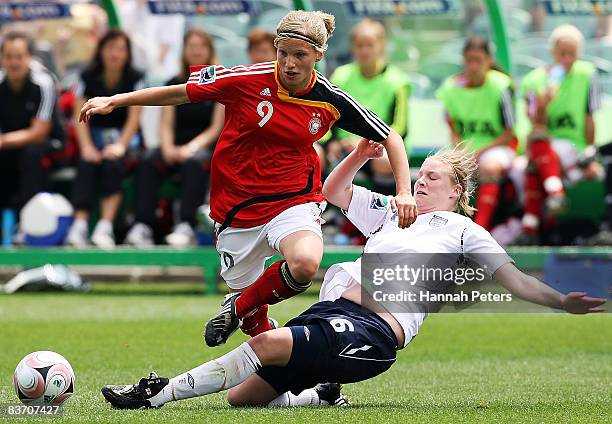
[13,351,75,406]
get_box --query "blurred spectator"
[436,37,518,237]
[517,24,603,244]
[326,18,410,195]
[525,0,546,33]
[247,28,276,64]
[125,29,224,247]
[65,29,145,248]
[0,32,63,224]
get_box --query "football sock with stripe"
[240,304,274,337]
[148,342,261,407]
[235,260,311,318]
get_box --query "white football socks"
[148,342,261,407]
[268,389,327,407]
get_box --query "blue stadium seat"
[544,253,611,298]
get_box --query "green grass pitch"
[0,283,610,423]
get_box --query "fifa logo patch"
[198,65,216,85]
[370,194,388,210]
[308,112,322,134]
[429,215,448,228]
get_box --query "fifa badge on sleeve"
[198,66,216,85]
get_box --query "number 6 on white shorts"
[257,101,273,127]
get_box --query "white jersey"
[320,185,514,348]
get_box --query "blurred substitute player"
[325,18,410,195]
[436,36,517,233]
[100,139,607,410]
[517,24,602,244]
[79,11,417,346]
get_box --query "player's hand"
[177,142,199,162]
[356,138,384,160]
[562,292,607,314]
[79,96,115,123]
[161,145,180,165]
[102,143,126,160]
[81,143,102,164]
[390,191,417,228]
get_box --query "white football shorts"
[214,202,326,290]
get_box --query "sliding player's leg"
[227,375,347,407]
[102,298,395,410]
[230,298,397,408]
[101,328,293,409]
[226,322,346,408]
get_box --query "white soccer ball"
[13,351,75,406]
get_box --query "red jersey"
[186,61,390,229]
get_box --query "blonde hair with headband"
[275,10,336,53]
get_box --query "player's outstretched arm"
[323,139,384,211]
[79,84,190,123]
[494,263,607,314]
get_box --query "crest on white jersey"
[369,193,389,210]
[260,87,271,96]
[198,66,216,85]
[429,214,448,228]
